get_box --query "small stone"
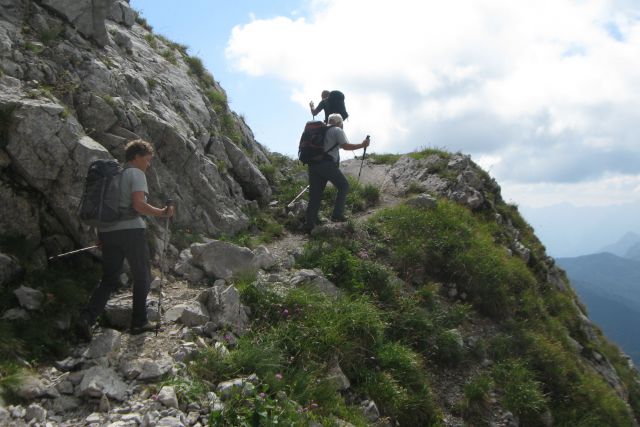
[25,403,47,423]
[2,307,29,320]
[99,394,110,412]
[158,386,179,409]
[10,405,26,418]
[360,400,380,422]
[151,277,162,290]
[14,285,44,310]
[326,363,350,391]
[86,413,103,423]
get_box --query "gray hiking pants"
[85,228,151,328]
[306,160,349,229]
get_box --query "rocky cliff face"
[0,0,272,267]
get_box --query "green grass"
[38,25,63,45]
[492,360,548,423]
[368,201,536,319]
[367,153,401,165]
[408,147,452,161]
[160,49,178,65]
[143,33,157,49]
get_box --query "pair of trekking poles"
[50,200,174,337]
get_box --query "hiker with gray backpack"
[75,139,174,341]
[300,113,369,233]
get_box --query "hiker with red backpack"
[303,113,369,233]
[76,139,174,341]
[309,90,349,123]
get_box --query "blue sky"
[129,0,640,255]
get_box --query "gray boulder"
[157,386,179,409]
[40,0,114,46]
[165,302,209,327]
[290,269,339,299]
[254,245,277,271]
[83,328,122,360]
[120,356,173,381]
[108,0,136,27]
[13,375,47,400]
[405,193,437,210]
[222,137,271,205]
[104,297,159,329]
[14,285,44,310]
[25,403,47,423]
[78,366,128,401]
[326,363,350,391]
[1,307,29,321]
[191,240,258,280]
[198,284,249,334]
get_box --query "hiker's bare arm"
[131,192,175,218]
[310,101,323,115]
[341,139,370,151]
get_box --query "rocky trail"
[1,155,513,426]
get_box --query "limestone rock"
[83,328,122,359]
[157,386,179,409]
[405,193,437,209]
[191,240,258,280]
[326,363,350,391]
[108,0,136,27]
[78,366,128,401]
[1,307,29,320]
[198,284,249,334]
[40,0,114,46]
[290,269,339,299]
[360,400,380,422]
[14,285,44,310]
[131,357,173,382]
[25,403,47,423]
[254,245,277,271]
[216,377,256,400]
[165,302,209,327]
[13,375,47,400]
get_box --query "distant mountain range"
[558,235,640,365]
[520,202,640,257]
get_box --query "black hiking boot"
[130,321,161,335]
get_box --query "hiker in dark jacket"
[77,139,174,341]
[305,113,369,232]
[309,90,332,122]
[310,90,348,123]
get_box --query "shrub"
[408,147,451,161]
[368,153,401,165]
[185,55,205,78]
[160,49,177,65]
[493,360,547,423]
[369,201,537,319]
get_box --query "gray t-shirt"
[323,126,349,163]
[98,166,147,232]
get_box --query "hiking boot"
[330,215,348,222]
[130,321,161,335]
[75,317,92,342]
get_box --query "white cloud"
[226,0,640,204]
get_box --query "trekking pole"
[356,136,370,186]
[156,199,174,337]
[287,185,310,208]
[48,245,99,261]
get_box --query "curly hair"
[124,139,154,162]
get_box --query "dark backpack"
[327,90,348,120]
[78,159,133,227]
[298,121,338,164]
